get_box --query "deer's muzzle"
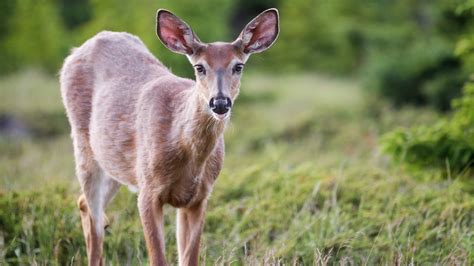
[209,97,232,115]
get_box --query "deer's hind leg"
[73,133,120,266]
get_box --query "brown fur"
[60,8,279,266]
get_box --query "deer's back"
[60,31,193,187]
[61,31,167,129]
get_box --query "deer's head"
[156,8,279,121]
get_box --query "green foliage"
[454,0,474,74]
[269,0,363,73]
[0,0,15,39]
[457,36,474,72]
[361,0,471,111]
[57,0,92,30]
[2,0,68,73]
[364,38,464,111]
[382,83,474,173]
[381,1,474,174]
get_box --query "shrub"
[361,0,473,111]
[364,38,465,111]
[381,82,474,174]
[381,1,474,174]
[2,0,68,73]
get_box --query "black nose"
[209,97,232,115]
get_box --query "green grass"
[0,70,472,265]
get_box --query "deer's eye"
[194,64,206,75]
[233,63,244,74]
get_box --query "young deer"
[60,8,279,266]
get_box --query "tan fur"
[60,9,279,266]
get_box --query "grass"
[0,69,473,265]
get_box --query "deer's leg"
[177,200,207,266]
[138,189,167,266]
[176,210,188,263]
[77,192,104,266]
[73,134,120,265]
[101,178,121,229]
[77,171,120,266]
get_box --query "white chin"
[212,112,230,121]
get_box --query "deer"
[60,8,279,266]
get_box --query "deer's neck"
[173,87,226,164]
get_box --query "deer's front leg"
[138,190,167,266]
[177,200,207,266]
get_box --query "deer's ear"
[156,9,201,55]
[236,8,279,54]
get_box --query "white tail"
[60,8,279,266]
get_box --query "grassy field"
[0,69,473,265]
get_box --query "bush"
[381,2,474,174]
[267,0,365,73]
[381,82,474,174]
[364,38,465,111]
[1,0,68,73]
[361,0,474,111]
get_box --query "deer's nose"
[209,97,232,115]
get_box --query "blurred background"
[0,0,473,264]
[1,0,474,109]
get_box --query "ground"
[0,69,472,265]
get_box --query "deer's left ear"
[235,8,279,54]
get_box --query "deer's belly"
[89,118,138,189]
[94,153,137,190]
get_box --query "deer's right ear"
[235,8,280,54]
[156,9,201,55]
